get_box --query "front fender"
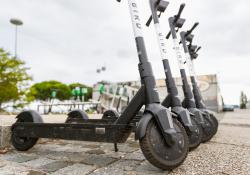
[135,113,153,140]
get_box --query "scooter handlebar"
[166,3,185,39]
[185,22,199,37]
[146,13,163,26]
[175,3,185,23]
[196,46,202,53]
[146,0,168,27]
[166,31,171,39]
[146,15,153,27]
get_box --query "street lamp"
[10,18,23,58]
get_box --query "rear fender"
[16,110,43,123]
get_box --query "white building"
[93,74,223,112]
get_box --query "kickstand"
[114,143,118,152]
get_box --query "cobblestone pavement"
[0,110,250,175]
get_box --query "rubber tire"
[65,110,89,123]
[188,117,203,151]
[139,118,189,171]
[201,116,215,143]
[209,114,218,135]
[11,118,38,151]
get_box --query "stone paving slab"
[22,157,58,169]
[39,161,73,173]
[0,161,36,175]
[50,163,95,175]
[211,125,250,147]
[2,153,38,163]
[90,159,143,175]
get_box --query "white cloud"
[0,0,249,104]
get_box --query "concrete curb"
[0,125,11,149]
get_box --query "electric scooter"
[11,0,189,170]
[146,0,202,150]
[182,27,218,134]
[165,7,215,142]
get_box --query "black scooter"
[146,0,202,150]
[11,0,189,170]
[181,26,218,134]
[165,7,216,142]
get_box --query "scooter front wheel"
[139,118,189,170]
[188,117,203,150]
[209,114,218,135]
[202,116,214,142]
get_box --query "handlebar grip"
[186,22,199,36]
[190,22,199,33]
[166,31,171,39]
[176,4,185,20]
[146,13,162,27]
[196,46,201,53]
[146,15,153,27]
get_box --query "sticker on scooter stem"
[128,0,143,37]
[155,23,168,60]
[173,39,185,69]
[185,53,196,76]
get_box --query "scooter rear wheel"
[188,117,203,150]
[140,118,189,170]
[11,118,38,151]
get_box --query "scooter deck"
[12,121,134,143]
[67,116,141,124]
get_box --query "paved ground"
[0,110,250,175]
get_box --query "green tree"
[69,83,93,101]
[0,48,31,111]
[240,91,248,109]
[27,81,71,102]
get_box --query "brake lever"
[146,12,162,27]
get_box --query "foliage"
[240,91,248,109]
[0,48,31,110]
[27,81,71,101]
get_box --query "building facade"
[93,74,223,112]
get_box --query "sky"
[0,0,250,105]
